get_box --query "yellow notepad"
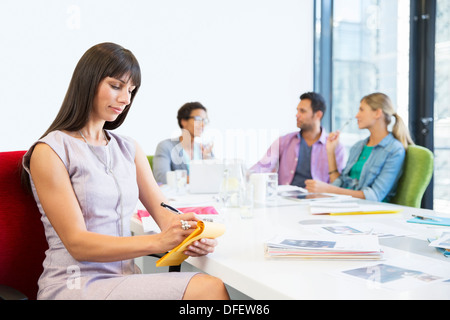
[156,221,226,267]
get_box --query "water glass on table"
[239,183,254,219]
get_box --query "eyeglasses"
[188,116,209,125]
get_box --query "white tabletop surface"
[132,192,450,300]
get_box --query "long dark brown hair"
[44,42,141,134]
[22,42,141,191]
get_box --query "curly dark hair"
[176,102,207,128]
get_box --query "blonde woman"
[305,92,414,202]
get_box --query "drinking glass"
[239,183,254,219]
[175,169,187,194]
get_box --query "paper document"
[156,221,226,267]
[134,210,161,233]
[309,203,402,215]
[265,234,383,260]
[429,232,450,250]
[341,263,447,290]
[135,206,220,233]
[302,221,414,239]
[280,191,345,202]
[277,185,308,194]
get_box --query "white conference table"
[132,191,450,300]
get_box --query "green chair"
[147,155,154,171]
[390,145,434,208]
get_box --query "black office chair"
[148,253,181,272]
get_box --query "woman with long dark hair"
[22,42,228,300]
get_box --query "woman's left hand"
[305,179,331,193]
[326,131,340,154]
[184,238,218,257]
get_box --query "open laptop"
[189,160,224,194]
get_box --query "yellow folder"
[156,220,226,267]
[309,203,402,216]
[325,209,402,216]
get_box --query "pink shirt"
[249,129,346,185]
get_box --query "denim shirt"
[332,133,405,202]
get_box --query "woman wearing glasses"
[153,102,214,184]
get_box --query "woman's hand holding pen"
[156,212,199,253]
[157,203,218,257]
[326,131,340,155]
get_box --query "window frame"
[314,0,437,209]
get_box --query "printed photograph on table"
[343,264,443,284]
[281,239,336,249]
[322,226,364,235]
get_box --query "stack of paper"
[428,232,450,257]
[264,235,383,260]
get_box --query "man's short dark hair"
[300,92,326,116]
[177,102,207,128]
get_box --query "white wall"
[0,0,314,167]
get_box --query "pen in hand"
[412,214,441,221]
[160,202,183,215]
[338,118,353,132]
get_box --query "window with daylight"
[315,0,449,210]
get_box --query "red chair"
[0,151,48,300]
